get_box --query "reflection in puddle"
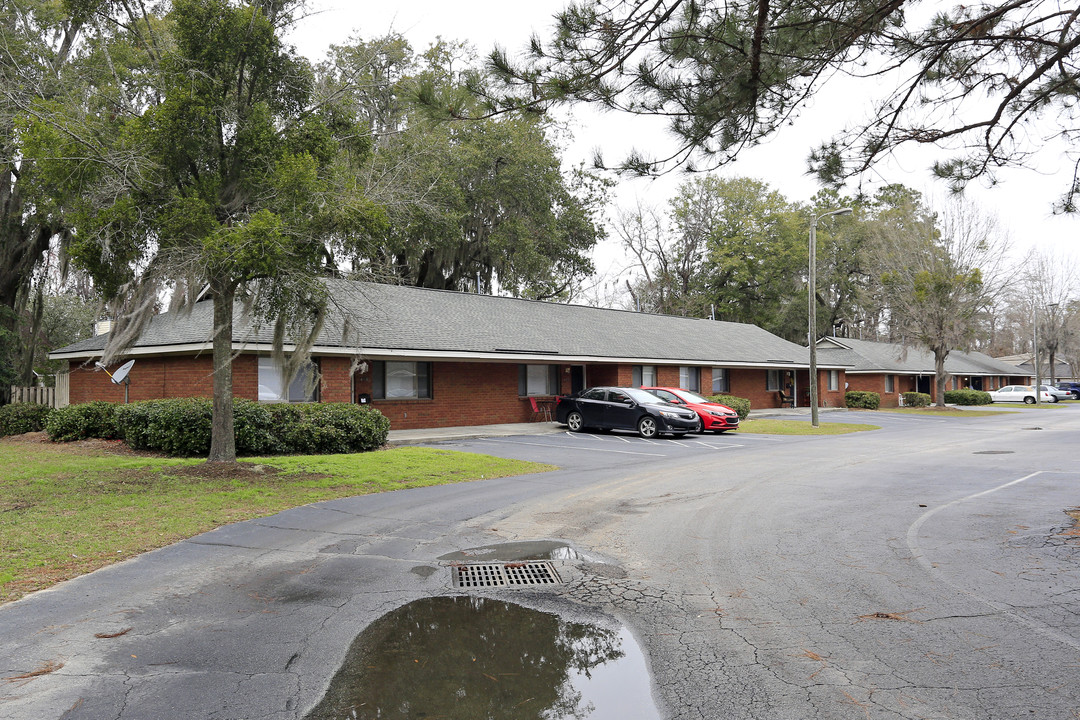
[303,596,660,720]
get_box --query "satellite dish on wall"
[111,360,135,385]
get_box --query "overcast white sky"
[286,0,1080,290]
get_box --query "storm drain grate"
[451,561,562,588]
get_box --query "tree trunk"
[934,349,948,407]
[16,286,44,385]
[207,279,236,463]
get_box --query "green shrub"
[116,398,213,456]
[944,389,992,406]
[901,392,931,408]
[114,398,389,457]
[706,394,750,420]
[845,391,881,410]
[234,400,279,455]
[45,401,121,442]
[272,403,390,454]
[0,403,53,436]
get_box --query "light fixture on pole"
[1034,306,1040,404]
[1033,302,1058,404]
[1047,303,1059,384]
[809,207,852,427]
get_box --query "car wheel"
[1050,396,1059,403]
[637,416,659,439]
[691,417,703,434]
[566,411,585,432]
[1024,396,1036,404]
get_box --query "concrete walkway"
[384,406,839,446]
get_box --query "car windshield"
[672,389,711,403]
[625,388,667,404]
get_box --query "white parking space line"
[565,432,634,443]
[692,441,745,450]
[726,434,784,442]
[474,438,668,457]
[549,430,754,451]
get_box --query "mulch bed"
[1,432,161,457]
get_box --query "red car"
[642,387,740,433]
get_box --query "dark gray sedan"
[554,386,700,438]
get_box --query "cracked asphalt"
[2,406,1079,719]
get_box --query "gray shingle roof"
[817,337,1023,376]
[52,280,825,367]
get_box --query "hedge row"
[845,391,880,410]
[706,394,751,420]
[901,392,932,407]
[0,403,53,436]
[943,389,993,405]
[40,398,389,456]
[43,400,122,441]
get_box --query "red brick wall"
[233,355,257,401]
[67,355,856,428]
[68,354,294,405]
[320,357,353,403]
[355,361,536,429]
[846,373,909,408]
[729,368,777,409]
[68,355,219,404]
[820,369,846,409]
[588,364,622,387]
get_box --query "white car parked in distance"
[987,385,1055,404]
[1040,385,1072,402]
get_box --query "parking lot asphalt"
[5,404,1076,720]
[383,406,841,446]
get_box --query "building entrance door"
[570,366,586,395]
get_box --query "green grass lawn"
[735,419,880,435]
[0,437,554,604]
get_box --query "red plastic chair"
[529,396,552,421]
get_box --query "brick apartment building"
[815,336,1030,407]
[51,280,848,430]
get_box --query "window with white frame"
[519,365,559,396]
[258,357,320,403]
[372,361,432,399]
[766,369,781,391]
[632,365,657,387]
[679,366,700,392]
[827,369,839,391]
[712,368,729,394]
[885,374,895,393]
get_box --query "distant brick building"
[51,281,847,429]
[815,337,1030,407]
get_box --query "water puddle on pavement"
[303,596,660,720]
[437,540,584,563]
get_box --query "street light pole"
[1047,302,1059,384]
[808,207,852,427]
[1034,306,1041,404]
